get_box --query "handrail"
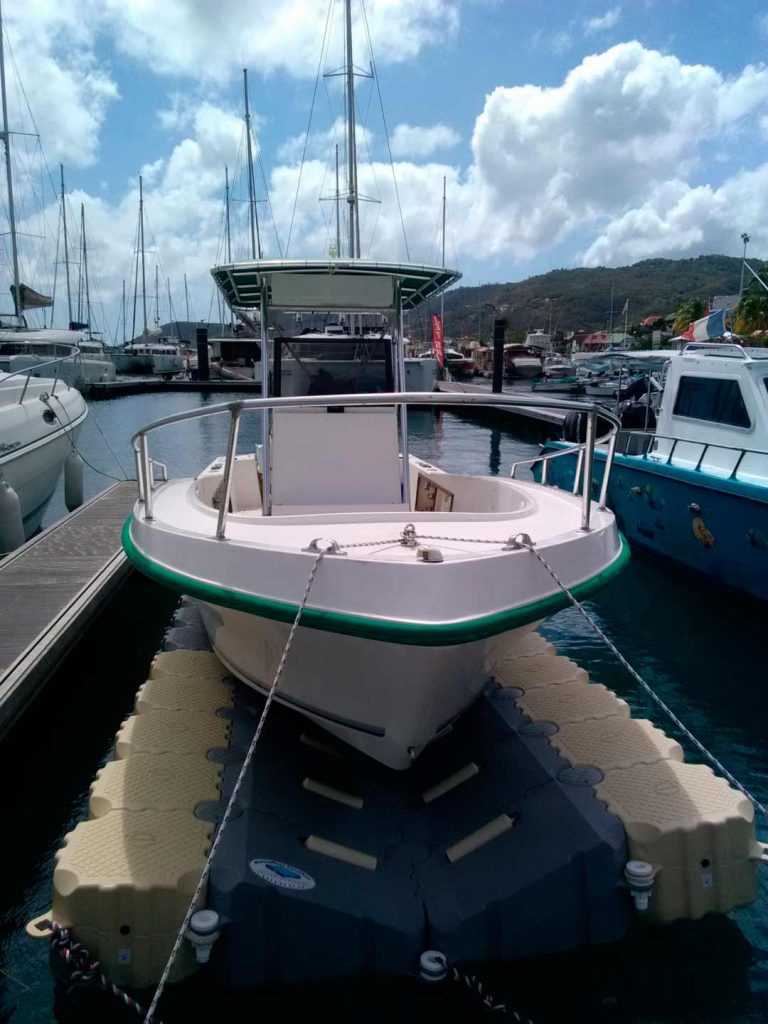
[618,429,768,480]
[681,343,749,359]
[0,344,81,403]
[130,391,622,536]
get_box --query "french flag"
[684,308,726,342]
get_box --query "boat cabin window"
[672,375,750,428]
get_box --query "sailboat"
[115,176,183,377]
[123,0,626,769]
[0,1,87,549]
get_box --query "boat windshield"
[278,336,395,396]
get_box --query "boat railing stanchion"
[19,367,31,404]
[216,404,242,540]
[140,433,153,519]
[599,425,618,509]
[133,440,145,504]
[581,409,596,531]
[572,447,584,497]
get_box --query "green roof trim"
[211,258,461,313]
[123,517,629,647]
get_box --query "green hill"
[429,254,755,341]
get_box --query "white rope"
[142,545,330,1023]
[343,523,768,825]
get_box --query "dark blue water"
[3,393,768,1023]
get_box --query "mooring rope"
[142,545,331,1023]
[341,523,768,825]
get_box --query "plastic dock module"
[516,680,630,724]
[49,607,762,994]
[548,717,684,770]
[50,647,234,989]
[595,760,761,921]
[149,649,232,683]
[53,809,212,988]
[114,708,230,759]
[134,674,235,714]
[492,651,589,689]
[88,754,223,818]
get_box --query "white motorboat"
[0,330,116,388]
[0,359,87,547]
[125,259,627,769]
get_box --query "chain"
[516,537,768,824]
[51,924,157,1021]
[142,546,330,1023]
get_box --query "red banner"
[431,313,444,367]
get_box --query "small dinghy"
[125,260,627,768]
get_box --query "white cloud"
[464,42,768,256]
[390,123,460,158]
[101,0,460,84]
[579,167,768,266]
[584,7,621,35]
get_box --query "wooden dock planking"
[0,480,137,737]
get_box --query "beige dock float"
[516,679,630,725]
[54,809,211,987]
[595,760,760,920]
[134,673,235,714]
[89,753,223,818]
[493,651,588,689]
[52,656,234,987]
[115,707,230,759]
[0,481,136,738]
[549,717,684,771]
[150,649,230,683]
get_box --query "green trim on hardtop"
[122,516,629,647]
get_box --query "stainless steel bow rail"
[1,343,81,403]
[130,391,621,534]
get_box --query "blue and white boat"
[539,342,768,599]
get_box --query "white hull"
[126,436,625,770]
[0,375,87,541]
[0,352,115,387]
[199,600,533,767]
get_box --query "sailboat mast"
[224,165,232,262]
[80,203,91,334]
[121,278,126,344]
[0,2,21,321]
[139,175,148,337]
[440,174,446,323]
[154,265,159,328]
[184,273,190,322]
[335,143,341,258]
[60,164,73,326]
[344,0,360,259]
[243,69,262,260]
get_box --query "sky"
[0,0,767,341]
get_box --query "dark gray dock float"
[437,380,566,440]
[0,480,136,737]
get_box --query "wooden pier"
[0,481,137,738]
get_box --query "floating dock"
[50,602,762,992]
[437,380,566,439]
[89,378,261,399]
[0,480,136,737]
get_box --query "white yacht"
[0,362,87,548]
[115,332,183,378]
[0,330,116,388]
[124,259,626,770]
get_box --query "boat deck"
[0,480,136,737]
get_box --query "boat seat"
[270,407,407,512]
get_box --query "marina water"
[2,392,767,1022]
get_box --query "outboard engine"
[561,410,613,442]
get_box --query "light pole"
[739,232,751,297]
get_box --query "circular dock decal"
[249,859,316,890]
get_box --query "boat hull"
[541,444,768,600]
[198,598,534,768]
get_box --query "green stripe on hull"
[122,517,629,647]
